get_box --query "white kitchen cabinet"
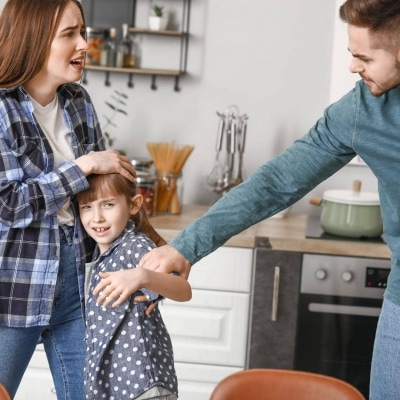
[161,246,254,399]
[14,344,56,400]
[14,246,254,400]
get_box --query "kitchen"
[0,0,389,399]
[78,0,378,213]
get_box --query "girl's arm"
[93,268,192,308]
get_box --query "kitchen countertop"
[150,205,391,259]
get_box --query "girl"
[77,173,191,400]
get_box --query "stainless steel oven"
[294,254,390,398]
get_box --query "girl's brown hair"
[76,174,142,230]
[0,0,85,88]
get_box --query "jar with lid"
[86,27,106,65]
[132,158,157,217]
[116,23,137,68]
[100,27,117,67]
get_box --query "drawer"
[189,247,253,292]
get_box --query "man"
[140,1,400,398]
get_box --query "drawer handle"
[271,266,280,321]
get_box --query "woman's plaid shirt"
[0,83,103,327]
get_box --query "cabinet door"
[175,362,242,400]
[248,249,302,369]
[161,288,250,367]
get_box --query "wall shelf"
[83,65,185,90]
[81,0,191,91]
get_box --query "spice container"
[132,158,157,217]
[136,173,157,217]
[86,27,106,65]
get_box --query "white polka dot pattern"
[84,222,178,399]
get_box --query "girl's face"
[79,192,143,254]
[43,2,87,89]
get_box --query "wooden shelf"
[83,65,186,90]
[85,64,184,77]
[128,27,186,37]
[81,0,191,91]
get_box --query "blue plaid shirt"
[0,83,104,327]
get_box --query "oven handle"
[309,302,381,317]
[271,266,280,321]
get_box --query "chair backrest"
[0,383,11,400]
[209,369,366,400]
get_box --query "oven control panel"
[366,267,389,289]
[301,254,391,299]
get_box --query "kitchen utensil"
[206,113,225,191]
[208,105,249,196]
[309,180,383,238]
[231,114,248,187]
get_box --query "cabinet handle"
[271,266,280,321]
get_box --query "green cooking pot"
[311,189,383,238]
[320,189,383,238]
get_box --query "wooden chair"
[209,369,366,400]
[0,383,11,400]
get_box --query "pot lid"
[323,190,380,205]
[131,157,153,168]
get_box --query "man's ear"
[130,194,143,216]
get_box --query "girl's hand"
[94,270,144,308]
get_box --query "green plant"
[102,89,128,154]
[152,4,164,17]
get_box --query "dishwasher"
[294,253,390,398]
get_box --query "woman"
[0,1,137,398]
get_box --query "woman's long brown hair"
[0,0,85,88]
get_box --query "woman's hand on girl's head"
[74,149,136,182]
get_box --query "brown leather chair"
[0,383,11,400]
[209,369,366,400]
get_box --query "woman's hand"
[74,149,136,182]
[138,245,192,280]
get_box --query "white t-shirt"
[29,94,75,226]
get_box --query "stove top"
[306,215,385,244]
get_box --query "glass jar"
[132,158,157,217]
[86,27,106,65]
[156,172,182,214]
[136,173,157,217]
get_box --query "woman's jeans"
[0,226,85,399]
[370,297,400,400]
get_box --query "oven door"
[294,293,382,398]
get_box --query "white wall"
[0,0,378,215]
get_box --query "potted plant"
[148,4,168,31]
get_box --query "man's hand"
[138,245,191,280]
